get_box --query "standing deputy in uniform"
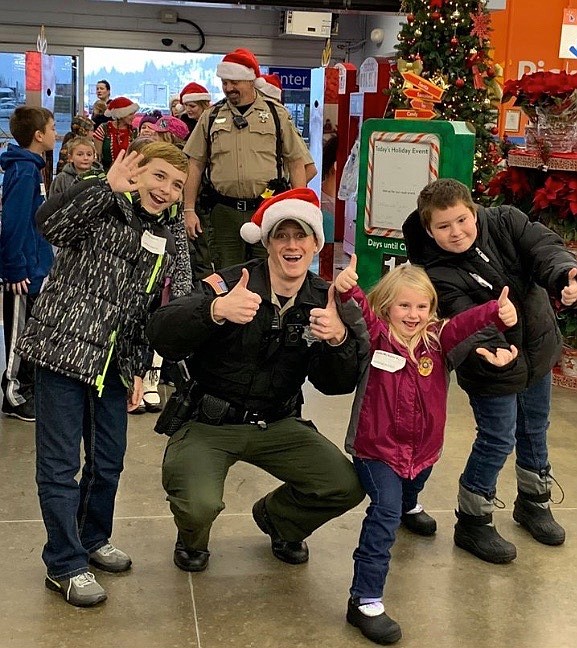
[182,48,307,269]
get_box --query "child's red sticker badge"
[418,356,433,376]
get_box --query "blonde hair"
[92,100,107,116]
[67,136,95,156]
[367,264,445,362]
[137,141,189,175]
[156,131,186,149]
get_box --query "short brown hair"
[9,106,54,148]
[137,141,189,176]
[417,178,476,230]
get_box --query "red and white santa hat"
[216,48,261,81]
[180,82,211,104]
[240,188,324,251]
[104,96,139,119]
[254,73,282,102]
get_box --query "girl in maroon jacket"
[335,257,517,646]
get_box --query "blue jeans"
[35,364,128,579]
[350,458,432,599]
[461,372,551,499]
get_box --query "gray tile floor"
[1,377,577,648]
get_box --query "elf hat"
[180,82,211,104]
[105,96,139,119]
[216,48,260,81]
[254,73,282,102]
[240,187,324,251]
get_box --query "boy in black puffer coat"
[403,178,577,565]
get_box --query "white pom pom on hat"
[240,187,325,252]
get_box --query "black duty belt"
[198,392,295,429]
[214,192,262,211]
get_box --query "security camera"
[161,38,173,47]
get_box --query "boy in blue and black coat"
[0,106,56,421]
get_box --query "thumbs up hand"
[212,268,262,324]
[561,267,577,306]
[497,286,517,327]
[334,253,358,293]
[309,284,347,345]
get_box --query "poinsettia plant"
[533,172,577,243]
[487,167,577,243]
[502,71,577,123]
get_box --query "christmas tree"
[387,0,503,198]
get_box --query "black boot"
[252,497,309,564]
[173,538,210,572]
[513,491,565,545]
[401,510,437,536]
[347,598,402,645]
[454,510,517,564]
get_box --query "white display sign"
[359,57,378,93]
[367,136,436,231]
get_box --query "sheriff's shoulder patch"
[202,273,229,295]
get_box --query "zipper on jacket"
[95,330,118,397]
[146,254,164,293]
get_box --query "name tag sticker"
[215,117,227,123]
[371,350,406,372]
[141,230,166,255]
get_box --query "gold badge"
[418,356,433,377]
[258,110,270,123]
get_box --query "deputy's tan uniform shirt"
[184,95,304,199]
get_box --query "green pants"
[210,203,267,269]
[162,417,364,551]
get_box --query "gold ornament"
[415,28,422,36]
[430,73,449,91]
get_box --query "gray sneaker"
[45,571,107,607]
[89,543,132,573]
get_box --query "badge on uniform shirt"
[257,110,270,123]
[202,273,229,295]
[418,356,434,376]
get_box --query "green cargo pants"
[210,203,267,269]
[162,417,364,551]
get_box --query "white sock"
[404,503,423,515]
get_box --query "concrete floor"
[1,377,576,648]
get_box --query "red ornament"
[475,182,486,193]
[450,36,459,47]
[407,13,415,24]
[486,67,496,78]
[490,126,499,135]
[470,10,492,45]
[431,11,441,20]
[455,78,465,88]
[430,0,444,7]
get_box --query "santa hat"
[169,94,184,114]
[255,73,282,102]
[216,48,260,81]
[150,116,190,141]
[240,188,324,251]
[105,96,139,119]
[180,82,211,104]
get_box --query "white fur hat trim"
[216,61,257,81]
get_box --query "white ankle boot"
[143,353,163,413]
